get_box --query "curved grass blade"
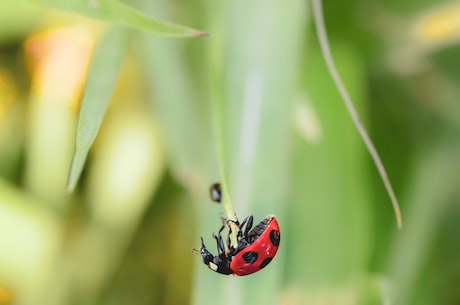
[311,0,403,229]
[25,0,208,37]
[67,26,128,192]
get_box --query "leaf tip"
[66,179,76,193]
[66,160,78,193]
[66,149,87,193]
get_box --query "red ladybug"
[198,214,281,276]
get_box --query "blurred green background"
[1,0,460,304]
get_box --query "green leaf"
[286,44,372,289]
[25,0,208,37]
[67,26,128,192]
[388,140,460,305]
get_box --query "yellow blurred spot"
[422,12,460,41]
[24,26,95,109]
[0,69,16,121]
[0,286,13,305]
[414,3,460,45]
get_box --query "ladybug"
[198,214,281,275]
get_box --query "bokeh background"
[1,0,460,304]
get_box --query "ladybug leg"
[225,219,241,230]
[200,236,206,248]
[225,218,246,244]
[224,222,238,255]
[240,215,253,237]
[213,232,225,255]
[213,221,230,255]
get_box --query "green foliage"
[0,0,459,305]
[23,0,208,37]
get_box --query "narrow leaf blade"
[67,26,128,192]
[25,0,208,37]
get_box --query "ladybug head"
[199,237,214,265]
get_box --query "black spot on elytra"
[260,257,272,269]
[270,230,280,246]
[242,251,258,264]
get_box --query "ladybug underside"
[199,215,280,276]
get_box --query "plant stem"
[208,10,239,245]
